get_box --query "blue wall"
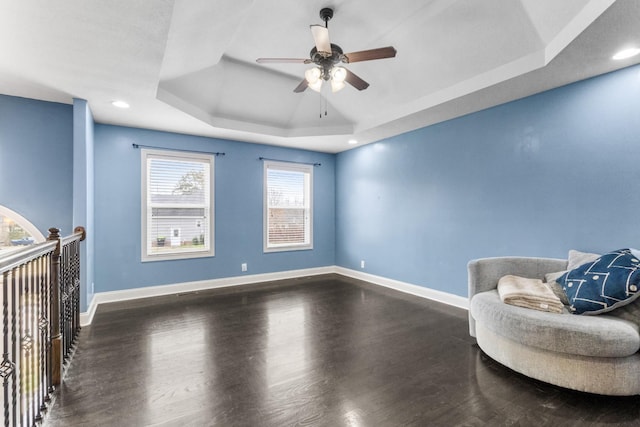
[0,95,73,235]
[3,63,640,305]
[73,99,95,310]
[336,64,640,298]
[93,125,336,292]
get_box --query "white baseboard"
[80,265,468,326]
[80,295,98,326]
[80,266,334,326]
[334,267,469,310]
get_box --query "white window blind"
[264,161,313,252]
[141,149,214,261]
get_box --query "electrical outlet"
[360,260,365,269]
[241,263,248,272]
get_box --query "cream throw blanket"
[498,275,564,313]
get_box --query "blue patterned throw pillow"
[558,249,640,315]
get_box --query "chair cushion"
[557,249,640,315]
[544,250,600,305]
[471,290,640,357]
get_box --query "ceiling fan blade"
[343,46,397,63]
[344,69,369,91]
[293,79,309,93]
[256,58,310,64]
[310,25,331,54]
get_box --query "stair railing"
[0,226,85,427]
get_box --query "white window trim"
[0,205,45,242]
[263,160,313,253]
[141,148,215,262]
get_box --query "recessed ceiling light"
[111,100,130,109]
[348,139,358,145]
[612,47,640,60]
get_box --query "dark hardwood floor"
[44,274,639,427]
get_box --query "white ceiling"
[0,0,639,153]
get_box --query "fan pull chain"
[324,94,328,117]
[318,85,328,118]
[319,88,327,118]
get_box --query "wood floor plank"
[44,274,640,426]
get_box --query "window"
[0,205,45,256]
[263,161,313,252]
[142,149,214,261]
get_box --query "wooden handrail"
[0,226,84,273]
[59,226,86,246]
[0,240,57,274]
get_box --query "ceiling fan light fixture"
[331,66,347,83]
[256,7,396,97]
[305,67,322,84]
[331,80,345,93]
[308,79,323,92]
[305,67,323,92]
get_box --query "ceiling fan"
[256,7,397,93]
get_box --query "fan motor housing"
[310,44,343,64]
[310,44,344,79]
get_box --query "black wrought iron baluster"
[27,262,33,425]
[10,270,17,427]
[33,256,47,421]
[18,265,25,427]
[1,272,6,427]
[22,261,33,427]
[28,261,37,424]
[66,245,71,359]
[41,254,51,408]
[37,256,44,415]
[45,249,53,395]
[63,246,69,360]
[1,271,15,427]
[26,262,35,426]
[27,261,35,424]
[72,241,80,345]
[62,245,68,360]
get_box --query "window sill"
[141,250,215,262]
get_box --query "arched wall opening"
[0,205,46,255]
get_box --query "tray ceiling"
[0,0,639,152]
